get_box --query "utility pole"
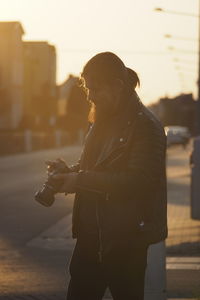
[191,0,200,220]
[197,0,200,135]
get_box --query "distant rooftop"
[23,41,49,45]
[23,41,56,51]
[0,21,25,35]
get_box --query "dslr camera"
[35,158,70,207]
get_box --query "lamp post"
[154,7,199,18]
[191,2,200,220]
[164,34,197,42]
[173,58,197,65]
[197,2,200,135]
[168,46,197,54]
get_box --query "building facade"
[23,41,57,129]
[0,22,24,129]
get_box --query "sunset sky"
[0,0,198,104]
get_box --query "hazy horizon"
[1,0,198,104]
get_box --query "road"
[0,143,199,299]
[0,146,81,298]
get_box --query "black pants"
[67,235,148,300]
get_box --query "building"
[22,41,57,129]
[0,22,24,129]
[159,94,195,134]
[57,74,77,116]
[57,75,89,141]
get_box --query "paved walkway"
[166,144,200,299]
[166,144,200,255]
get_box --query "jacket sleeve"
[76,118,167,196]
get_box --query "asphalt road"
[0,146,81,297]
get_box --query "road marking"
[27,216,200,272]
[167,257,200,270]
[27,214,75,251]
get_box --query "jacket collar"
[92,92,143,169]
[114,91,142,128]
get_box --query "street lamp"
[164,34,197,42]
[168,46,197,54]
[173,58,196,64]
[175,65,197,73]
[154,7,199,18]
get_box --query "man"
[53,52,167,300]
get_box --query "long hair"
[81,52,140,122]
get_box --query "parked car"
[164,126,191,147]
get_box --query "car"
[164,126,191,148]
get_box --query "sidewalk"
[166,145,200,255]
[166,144,200,299]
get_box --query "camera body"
[35,159,70,207]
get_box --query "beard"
[88,98,111,123]
[88,91,122,123]
[95,102,111,121]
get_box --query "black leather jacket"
[70,93,168,252]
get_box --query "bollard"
[144,241,167,300]
[55,129,62,148]
[24,130,32,152]
[103,241,167,300]
[191,136,200,220]
[78,129,84,145]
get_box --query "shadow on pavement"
[0,293,67,299]
[167,241,200,256]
